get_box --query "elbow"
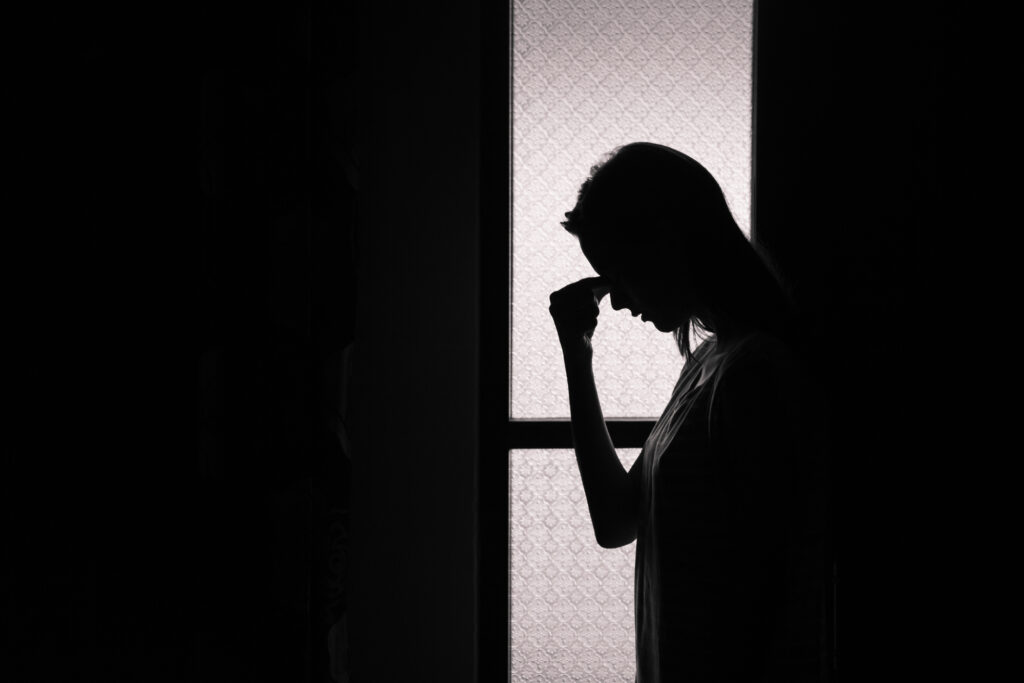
[593,499,639,548]
[595,525,637,549]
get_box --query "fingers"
[548,297,599,319]
[549,276,610,306]
[580,275,610,295]
[548,295,599,321]
[548,276,608,348]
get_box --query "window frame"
[479,2,772,680]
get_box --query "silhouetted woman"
[549,143,828,682]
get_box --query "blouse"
[632,332,828,682]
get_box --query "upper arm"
[710,355,795,536]
[594,449,644,548]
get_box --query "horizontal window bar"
[508,419,655,449]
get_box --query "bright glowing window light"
[510,2,754,681]
[510,448,641,682]
[511,0,753,421]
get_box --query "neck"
[695,308,740,350]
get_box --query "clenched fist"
[549,276,611,357]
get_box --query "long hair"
[562,142,798,364]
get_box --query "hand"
[549,276,611,357]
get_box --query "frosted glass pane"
[510,448,641,683]
[512,0,753,419]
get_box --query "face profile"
[579,235,651,323]
[580,228,700,334]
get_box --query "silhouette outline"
[549,142,828,683]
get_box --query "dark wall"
[11,2,359,682]
[346,2,481,682]
[754,2,993,678]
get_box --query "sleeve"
[706,350,796,653]
[709,347,797,537]
[650,339,829,681]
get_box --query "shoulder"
[717,331,800,383]
[713,332,829,445]
[709,331,813,418]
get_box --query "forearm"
[563,348,638,548]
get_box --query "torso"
[635,339,722,682]
[633,332,827,683]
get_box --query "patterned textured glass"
[510,448,642,682]
[511,0,754,419]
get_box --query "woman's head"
[561,142,795,360]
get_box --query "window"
[480,1,754,680]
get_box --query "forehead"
[579,230,643,278]
[578,231,613,272]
